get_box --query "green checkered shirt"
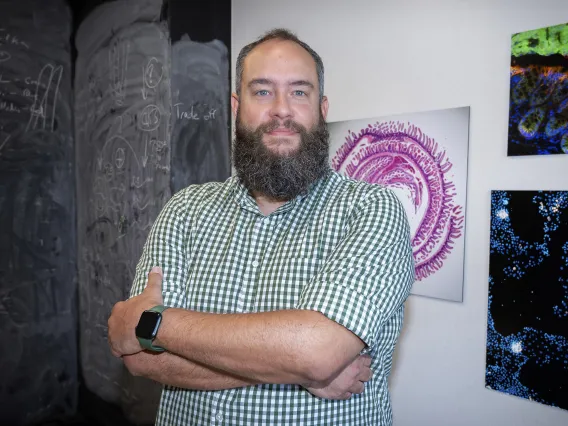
[130,170,415,425]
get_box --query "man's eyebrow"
[247,78,315,89]
[248,78,274,87]
[289,80,314,88]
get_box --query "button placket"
[236,215,266,313]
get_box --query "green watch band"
[137,305,169,352]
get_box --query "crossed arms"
[121,293,372,399]
[108,187,414,399]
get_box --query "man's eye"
[294,90,306,96]
[256,90,270,96]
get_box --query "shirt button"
[252,260,259,267]
[216,413,223,421]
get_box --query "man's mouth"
[267,128,297,136]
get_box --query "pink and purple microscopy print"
[329,107,470,301]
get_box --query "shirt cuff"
[295,280,381,349]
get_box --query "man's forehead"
[243,39,317,80]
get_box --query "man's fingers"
[349,381,365,394]
[361,354,372,367]
[358,367,373,382]
[110,301,123,315]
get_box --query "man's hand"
[107,266,164,357]
[306,354,372,400]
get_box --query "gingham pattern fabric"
[130,170,415,426]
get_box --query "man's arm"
[116,186,413,387]
[123,350,258,390]
[120,188,362,390]
[154,308,364,386]
[123,342,372,400]
[150,187,413,386]
[120,185,364,386]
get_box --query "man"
[108,28,415,425]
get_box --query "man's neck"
[252,191,288,216]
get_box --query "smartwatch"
[135,305,169,352]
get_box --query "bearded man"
[108,28,415,426]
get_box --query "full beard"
[233,113,331,201]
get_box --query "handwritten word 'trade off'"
[174,103,217,121]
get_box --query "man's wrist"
[153,307,175,349]
[135,305,170,352]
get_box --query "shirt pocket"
[254,256,322,312]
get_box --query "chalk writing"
[0,51,11,62]
[26,64,63,132]
[98,134,141,170]
[0,90,20,96]
[204,109,217,120]
[109,40,129,106]
[131,176,153,188]
[138,104,161,131]
[144,57,163,88]
[0,134,10,154]
[115,148,125,169]
[141,134,149,167]
[177,105,198,120]
[141,57,163,99]
[103,163,113,180]
[0,100,21,113]
[174,102,217,121]
[0,29,30,49]
[25,76,51,88]
[115,115,123,134]
[141,134,168,168]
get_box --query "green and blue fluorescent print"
[508,22,568,156]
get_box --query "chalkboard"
[170,36,231,193]
[74,0,168,423]
[0,0,76,424]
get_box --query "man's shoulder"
[162,176,237,215]
[323,170,400,207]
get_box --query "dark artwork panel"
[0,0,77,425]
[170,37,231,193]
[74,0,169,423]
[168,0,231,194]
[486,190,568,411]
[507,23,568,156]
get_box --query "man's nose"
[270,92,292,120]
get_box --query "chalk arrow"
[141,136,149,168]
[0,134,10,154]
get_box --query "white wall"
[232,1,568,425]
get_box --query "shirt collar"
[230,174,324,217]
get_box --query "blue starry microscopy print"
[486,190,568,411]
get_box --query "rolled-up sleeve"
[129,189,191,310]
[295,187,415,349]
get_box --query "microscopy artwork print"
[507,22,568,156]
[328,107,470,301]
[486,190,568,411]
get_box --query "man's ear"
[231,93,239,120]
[320,96,329,121]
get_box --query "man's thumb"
[148,266,163,288]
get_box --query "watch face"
[136,311,162,339]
